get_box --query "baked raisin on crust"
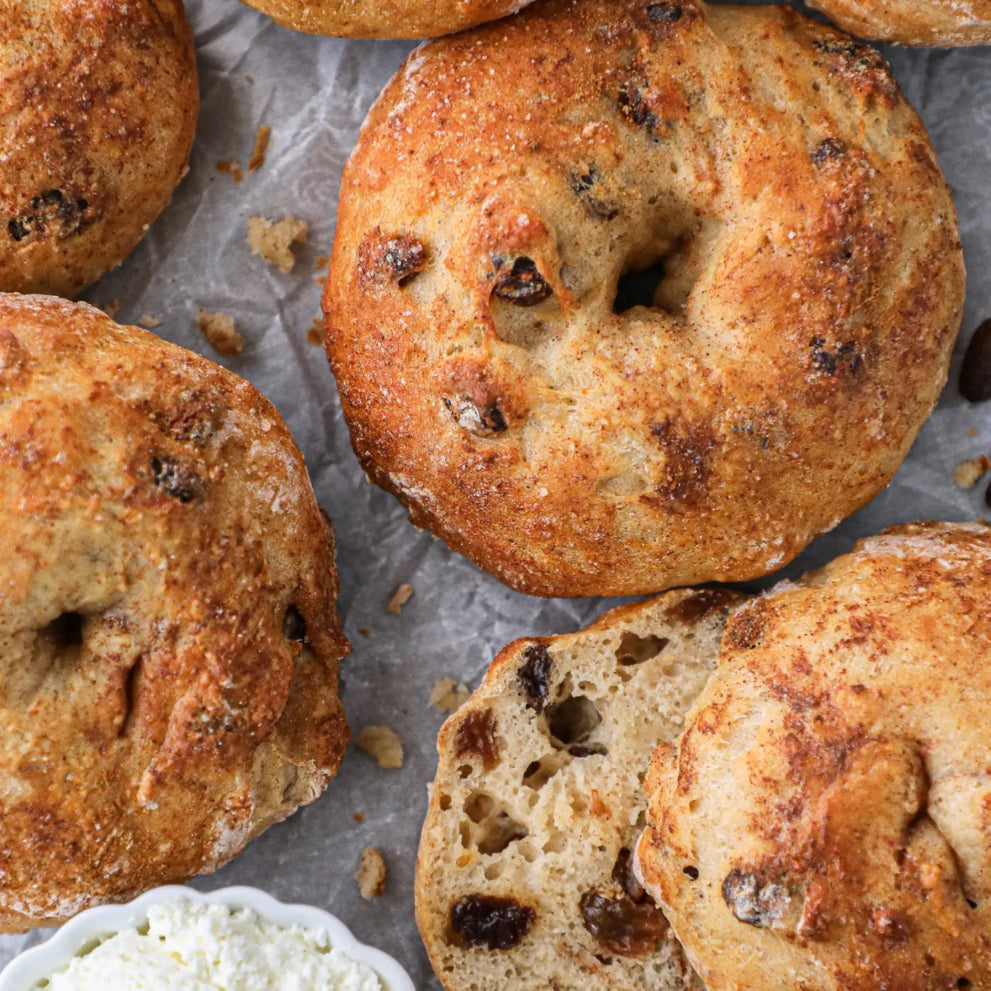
[810,0,991,46]
[324,0,964,598]
[0,294,349,931]
[637,522,991,991]
[0,0,198,296]
[417,588,743,991]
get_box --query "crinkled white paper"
[0,3,988,987]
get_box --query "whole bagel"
[636,521,991,991]
[0,0,198,297]
[809,0,991,46]
[235,0,535,39]
[324,0,964,599]
[0,294,349,931]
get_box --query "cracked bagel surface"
[0,295,349,931]
[324,0,964,598]
[636,521,991,991]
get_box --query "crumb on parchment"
[196,309,244,357]
[217,159,244,182]
[388,583,413,615]
[307,317,323,346]
[248,125,271,173]
[953,455,991,489]
[356,848,387,900]
[247,215,308,273]
[430,678,470,714]
[99,299,121,319]
[138,314,160,328]
[356,726,403,769]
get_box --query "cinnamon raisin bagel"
[636,521,991,991]
[0,0,198,297]
[809,0,991,46]
[324,0,964,599]
[235,0,534,39]
[0,294,349,931]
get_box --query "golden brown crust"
[0,0,198,297]
[324,0,964,599]
[234,0,534,39]
[809,0,991,46]
[636,521,991,991]
[0,294,349,931]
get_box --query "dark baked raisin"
[567,743,608,758]
[960,318,991,403]
[7,218,30,242]
[442,396,507,434]
[618,83,659,132]
[150,457,201,502]
[721,868,793,928]
[665,588,739,624]
[579,891,669,957]
[611,848,645,901]
[812,137,846,167]
[517,643,552,712]
[569,167,618,221]
[809,338,860,377]
[456,708,500,770]
[728,609,763,650]
[449,895,535,950]
[282,605,307,643]
[492,257,553,307]
[381,234,427,285]
[683,865,700,880]
[646,2,682,21]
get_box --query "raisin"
[517,643,552,712]
[960,318,991,403]
[381,234,426,285]
[449,895,535,950]
[569,167,618,221]
[150,457,201,503]
[456,709,500,770]
[282,605,307,643]
[568,743,608,758]
[579,891,669,957]
[442,396,507,434]
[721,868,792,928]
[646,2,682,21]
[665,588,739,624]
[611,848,645,901]
[809,338,860,377]
[7,218,31,242]
[492,257,553,307]
[618,83,659,132]
[812,137,846,167]
[728,609,763,650]
[683,865,700,880]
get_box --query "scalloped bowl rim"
[0,885,415,991]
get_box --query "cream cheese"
[38,899,383,991]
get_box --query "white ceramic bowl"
[0,885,416,991]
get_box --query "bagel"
[234,0,534,39]
[324,0,964,599]
[809,0,991,46]
[0,294,349,931]
[635,521,991,991]
[0,0,198,297]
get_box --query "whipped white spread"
[38,899,383,991]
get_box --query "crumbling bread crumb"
[353,811,365,823]
[430,678,470,714]
[248,125,270,173]
[217,159,244,182]
[196,309,244,357]
[307,317,323,346]
[137,314,160,328]
[247,215,308,273]
[314,255,330,271]
[356,847,387,900]
[388,583,413,615]
[356,726,403,768]
[99,299,121,319]
[953,455,991,488]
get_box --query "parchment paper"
[0,3,988,987]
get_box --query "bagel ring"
[809,0,991,46]
[636,521,991,991]
[0,294,349,930]
[0,0,198,297]
[324,0,964,598]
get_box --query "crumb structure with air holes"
[0,294,350,932]
[416,586,744,991]
[325,0,964,598]
[637,522,991,991]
